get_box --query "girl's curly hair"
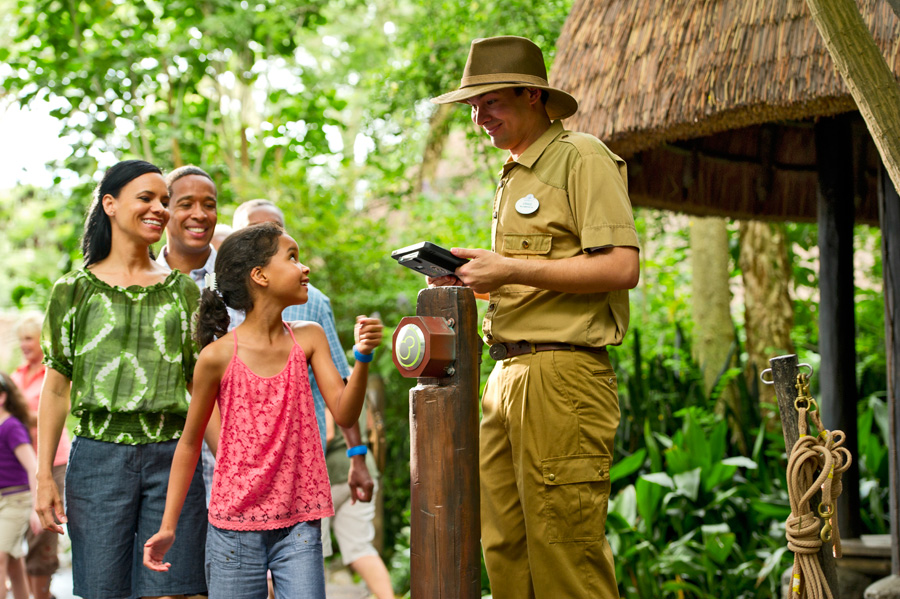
[194,222,283,348]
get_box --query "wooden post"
[407,286,481,599]
[769,354,840,596]
[815,113,862,539]
[879,164,900,577]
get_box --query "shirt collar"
[14,362,45,384]
[501,120,566,175]
[157,245,217,287]
[197,247,217,279]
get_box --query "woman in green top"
[35,160,209,599]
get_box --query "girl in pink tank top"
[142,222,383,599]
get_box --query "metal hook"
[759,362,813,386]
[759,362,815,385]
[818,503,834,542]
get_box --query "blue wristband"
[347,444,368,457]
[353,346,374,363]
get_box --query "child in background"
[10,314,68,599]
[0,373,40,599]
[143,222,383,599]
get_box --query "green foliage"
[0,185,82,309]
[858,393,890,533]
[601,213,889,597]
[607,406,792,599]
[6,0,333,172]
[389,514,412,596]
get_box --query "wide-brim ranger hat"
[431,36,578,121]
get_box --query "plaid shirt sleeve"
[313,295,352,379]
[281,290,351,378]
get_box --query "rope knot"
[785,512,823,554]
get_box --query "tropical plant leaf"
[611,448,647,483]
[673,467,702,502]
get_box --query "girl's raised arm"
[143,343,226,572]
[36,368,70,534]
[305,316,382,428]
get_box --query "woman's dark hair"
[82,160,163,266]
[0,372,34,432]
[195,222,283,348]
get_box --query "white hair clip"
[204,272,217,291]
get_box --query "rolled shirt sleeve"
[568,148,640,252]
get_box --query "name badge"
[515,194,539,215]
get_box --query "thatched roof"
[622,116,882,224]
[552,0,900,158]
[550,0,899,224]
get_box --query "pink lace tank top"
[208,324,333,531]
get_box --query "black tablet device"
[391,241,468,277]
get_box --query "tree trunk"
[167,77,183,168]
[738,220,795,429]
[691,216,744,450]
[804,0,900,192]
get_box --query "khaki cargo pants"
[480,349,620,599]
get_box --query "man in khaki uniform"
[429,36,640,598]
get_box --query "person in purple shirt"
[0,372,40,599]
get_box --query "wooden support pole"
[879,164,900,576]
[408,286,481,599]
[815,113,862,539]
[769,354,840,597]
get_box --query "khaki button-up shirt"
[483,121,639,348]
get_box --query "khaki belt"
[0,485,29,497]
[488,342,606,361]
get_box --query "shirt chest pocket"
[502,233,552,256]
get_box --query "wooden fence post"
[769,354,840,597]
[863,159,900,598]
[395,286,482,599]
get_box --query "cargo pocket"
[542,454,611,543]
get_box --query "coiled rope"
[785,372,852,599]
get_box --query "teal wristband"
[353,346,374,363]
[347,444,368,457]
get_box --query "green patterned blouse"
[42,268,200,445]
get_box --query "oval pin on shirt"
[515,193,540,215]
